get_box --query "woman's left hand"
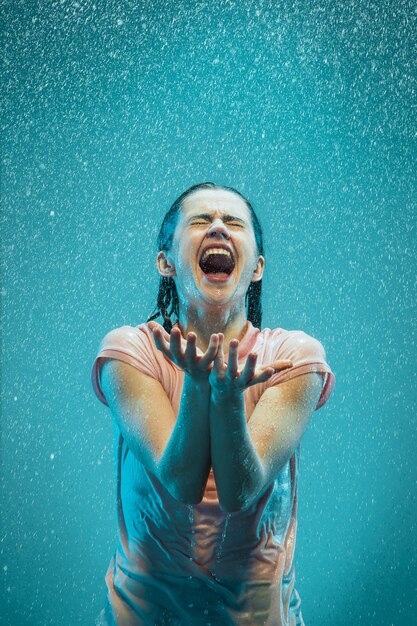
[208,334,293,396]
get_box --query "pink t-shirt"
[91,320,335,626]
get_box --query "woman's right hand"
[148,321,219,382]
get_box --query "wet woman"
[92,182,335,625]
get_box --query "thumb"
[265,361,293,371]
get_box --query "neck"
[175,304,249,354]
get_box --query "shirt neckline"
[172,319,259,360]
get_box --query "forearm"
[209,390,265,512]
[159,374,211,504]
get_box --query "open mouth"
[198,251,236,280]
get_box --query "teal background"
[2,1,416,624]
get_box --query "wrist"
[210,387,245,404]
[184,372,211,390]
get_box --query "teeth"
[201,248,232,262]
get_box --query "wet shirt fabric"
[91,321,335,626]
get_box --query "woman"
[92,182,335,625]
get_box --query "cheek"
[242,242,258,266]
[175,251,197,277]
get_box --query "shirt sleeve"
[91,325,161,407]
[265,330,335,411]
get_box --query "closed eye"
[191,221,244,227]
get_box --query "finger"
[227,339,239,377]
[148,322,171,346]
[150,326,172,358]
[199,334,219,367]
[169,326,184,359]
[246,366,276,387]
[247,361,293,388]
[214,333,224,370]
[149,321,188,352]
[268,361,293,371]
[148,321,170,342]
[184,332,197,361]
[240,352,258,385]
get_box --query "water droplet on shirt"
[187,504,196,549]
[216,512,231,561]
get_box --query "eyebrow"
[187,213,246,225]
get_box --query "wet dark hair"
[146,182,264,332]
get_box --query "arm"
[159,373,212,503]
[100,361,212,504]
[150,323,223,503]
[208,334,323,513]
[209,389,263,513]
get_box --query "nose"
[206,219,230,240]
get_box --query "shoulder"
[93,321,162,376]
[258,325,335,411]
[98,322,153,349]
[258,326,326,359]
[92,322,164,405]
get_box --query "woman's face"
[158,188,264,309]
